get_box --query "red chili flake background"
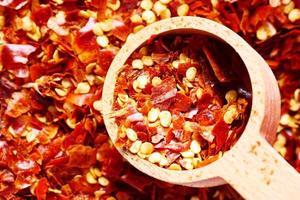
[0,0,299,199]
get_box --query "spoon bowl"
[102,17,300,199]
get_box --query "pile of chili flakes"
[0,0,299,199]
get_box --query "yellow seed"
[142,10,156,24]
[136,75,149,89]
[186,67,197,82]
[148,108,160,122]
[0,16,5,30]
[86,74,95,85]
[141,0,153,10]
[86,172,98,184]
[126,128,138,141]
[179,53,188,62]
[90,167,102,177]
[118,93,128,103]
[153,1,167,15]
[190,196,200,200]
[94,189,106,198]
[22,15,33,32]
[181,150,194,158]
[159,0,172,4]
[63,102,75,112]
[106,197,117,200]
[66,118,77,129]
[288,8,300,22]
[159,155,169,166]
[265,21,277,37]
[137,151,148,158]
[133,25,145,33]
[55,88,68,97]
[159,110,172,127]
[160,8,171,19]
[225,90,238,103]
[93,100,102,112]
[92,23,104,36]
[152,76,162,86]
[211,0,218,8]
[177,4,189,16]
[129,140,142,154]
[148,152,162,163]
[98,176,109,186]
[282,0,291,5]
[289,99,300,111]
[133,80,142,92]
[172,60,180,68]
[96,35,109,48]
[256,25,268,41]
[190,140,201,154]
[140,142,154,155]
[183,121,195,132]
[142,56,154,66]
[280,113,291,126]
[223,105,238,124]
[294,89,300,100]
[74,82,90,94]
[130,14,143,23]
[62,78,72,88]
[169,163,182,170]
[132,59,144,69]
[99,20,113,32]
[107,0,121,11]
[284,1,295,14]
[181,158,194,170]
[269,0,281,7]
[196,88,203,99]
[139,47,148,55]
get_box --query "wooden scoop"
[102,17,300,199]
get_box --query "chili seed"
[98,177,109,186]
[225,90,238,103]
[181,150,194,158]
[168,163,182,170]
[142,10,156,24]
[159,110,172,127]
[96,35,109,48]
[159,156,169,166]
[140,142,154,155]
[288,9,300,22]
[186,67,197,82]
[160,8,171,19]
[223,105,239,124]
[130,14,143,23]
[141,0,153,10]
[284,1,295,14]
[190,140,201,154]
[148,108,160,122]
[107,0,121,11]
[93,100,102,112]
[152,76,162,86]
[196,88,203,99]
[177,4,189,16]
[142,56,154,66]
[129,140,142,154]
[153,1,167,15]
[55,88,68,96]
[172,60,180,68]
[136,75,149,89]
[148,152,162,163]
[74,82,90,94]
[132,59,144,69]
[86,172,98,184]
[159,0,172,4]
[92,23,104,36]
[181,158,194,170]
[126,128,138,141]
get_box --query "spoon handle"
[220,135,300,200]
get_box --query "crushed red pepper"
[113,34,251,170]
[0,0,299,199]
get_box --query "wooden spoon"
[101,17,300,199]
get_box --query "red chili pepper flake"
[113,34,251,170]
